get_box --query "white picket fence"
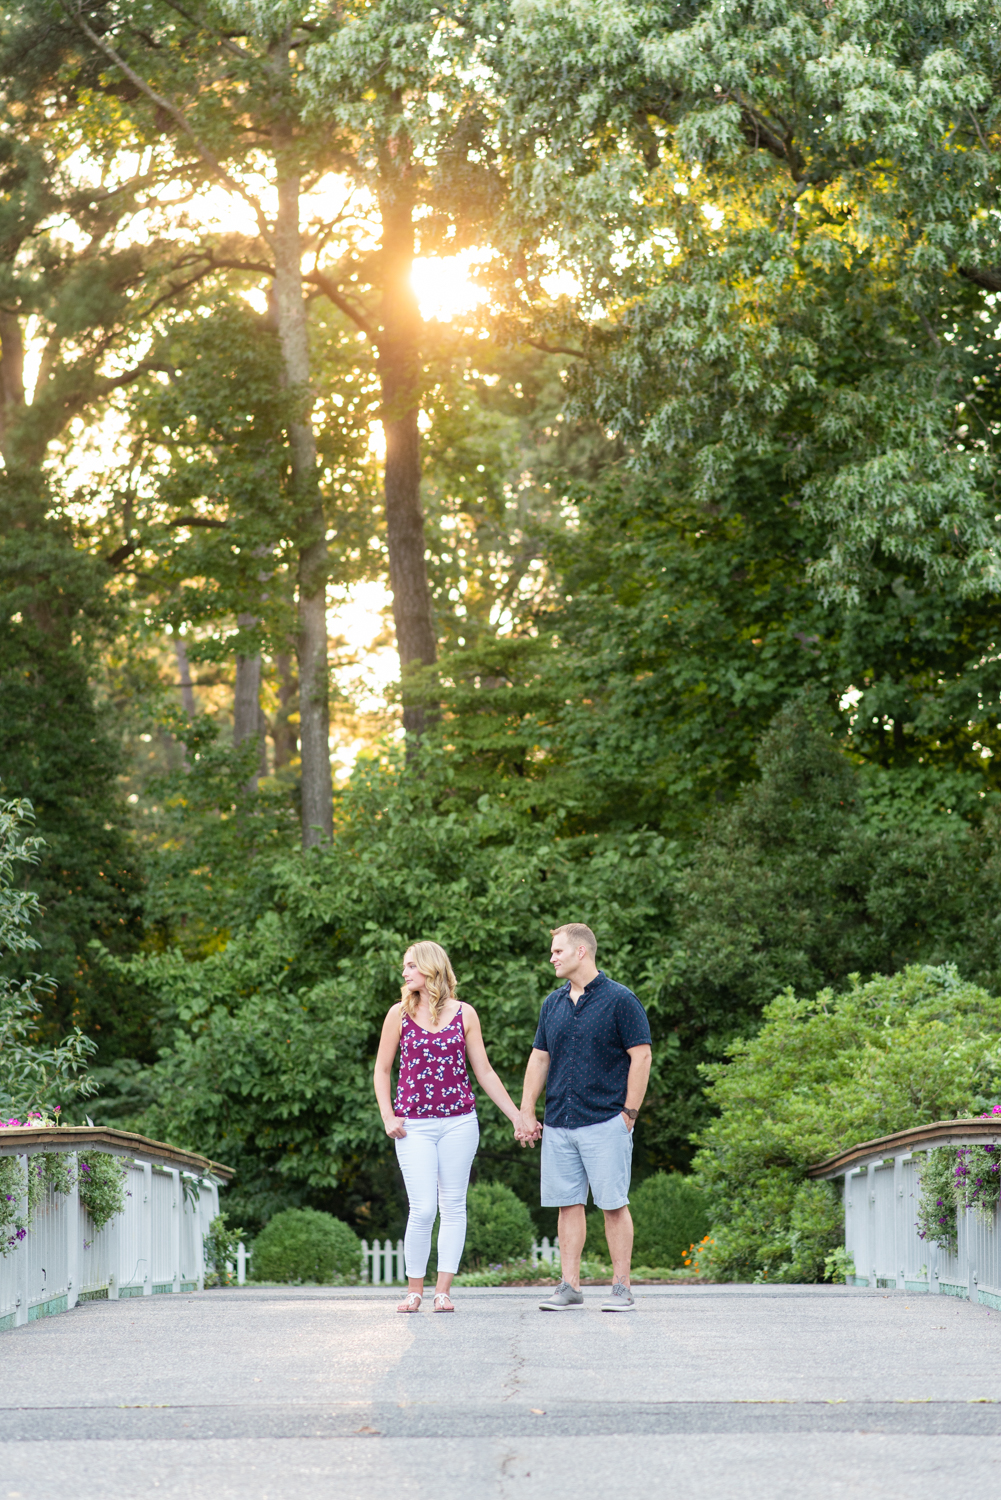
[0,1126,231,1332]
[810,1117,1001,1304]
[358,1234,561,1285]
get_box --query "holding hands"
[514,1111,543,1148]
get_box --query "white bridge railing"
[810,1118,1001,1306]
[358,1235,560,1284]
[0,1126,232,1332]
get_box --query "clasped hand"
[513,1112,543,1148]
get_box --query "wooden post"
[866,1163,876,1288]
[65,1152,79,1311]
[13,1153,28,1326]
[170,1169,181,1293]
[892,1153,905,1288]
[141,1162,153,1295]
[107,1170,123,1300]
[196,1181,207,1291]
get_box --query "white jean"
[394,1111,480,1277]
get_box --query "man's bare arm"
[621,1044,652,1132]
[518,1048,550,1145]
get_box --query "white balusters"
[360,1238,407,1284]
[530,1237,560,1269]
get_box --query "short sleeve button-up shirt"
[533,971,652,1129]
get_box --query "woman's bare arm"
[374,1005,406,1138]
[461,1005,526,1129]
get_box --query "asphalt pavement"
[2,1282,1000,1498]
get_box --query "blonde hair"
[551,923,597,959]
[401,940,457,1026]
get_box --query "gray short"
[540,1113,633,1211]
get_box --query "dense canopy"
[4,0,1001,1254]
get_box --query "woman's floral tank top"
[394,1005,477,1118]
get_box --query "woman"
[374,940,524,1312]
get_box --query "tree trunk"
[233,613,267,790]
[271,651,299,770]
[173,635,197,716]
[0,309,25,466]
[272,105,332,846]
[378,162,437,741]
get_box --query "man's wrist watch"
[621,1106,639,1120]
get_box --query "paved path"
[2,1283,1001,1498]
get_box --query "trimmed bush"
[631,1173,710,1266]
[585,1173,709,1267]
[461,1181,534,1269]
[251,1207,361,1284]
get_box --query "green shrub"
[584,1173,708,1268]
[631,1173,709,1265]
[693,965,1001,1282]
[461,1182,534,1269]
[250,1207,361,1284]
[204,1211,246,1287]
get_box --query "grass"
[452,1257,703,1287]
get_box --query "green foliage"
[93,749,678,1230]
[15,0,1001,1271]
[630,1173,710,1269]
[26,1150,74,1219]
[915,1127,1001,1254]
[453,1258,555,1287]
[548,465,1001,837]
[0,1155,26,1253]
[823,1247,856,1286]
[78,1153,127,1234]
[203,1211,247,1287]
[0,1136,76,1255]
[955,1142,1001,1221]
[0,477,145,1061]
[497,0,1001,604]
[585,1173,708,1269]
[0,799,97,1116]
[692,966,1001,1282]
[639,697,1001,1161]
[462,1181,534,1269]
[915,1148,961,1256]
[251,1207,361,1285]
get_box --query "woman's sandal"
[433,1292,455,1313]
[397,1292,422,1313]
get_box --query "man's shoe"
[601,1281,636,1312]
[538,1280,584,1310]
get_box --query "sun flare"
[411,249,489,323]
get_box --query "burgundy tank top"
[394,1006,477,1118]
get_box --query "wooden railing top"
[808,1118,1001,1180]
[0,1125,234,1182]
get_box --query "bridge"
[2,1124,999,1497]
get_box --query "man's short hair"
[551,923,597,958]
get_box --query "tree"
[0,798,96,1115]
[494,0,1001,613]
[109,289,378,788]
[47,0,514,773]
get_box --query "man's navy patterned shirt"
[533,970,652,1129]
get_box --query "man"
[517,923,652,1312]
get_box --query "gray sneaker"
[601,1281,636,1312]
[538,1280,584,1311]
